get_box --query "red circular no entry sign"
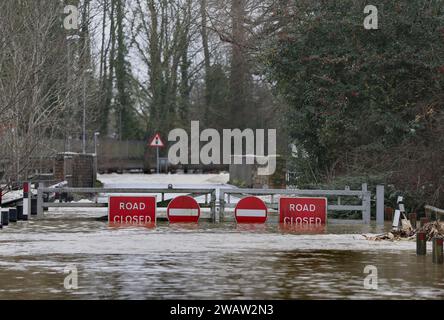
[235,196,268,223]
[167,196,201,223]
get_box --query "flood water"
[0,209,443,300]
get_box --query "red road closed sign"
[235,196,268,223]
[279,197,327,225]
[109,196,156,225]
[167,196,200,223]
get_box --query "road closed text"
[283,216,323,225]
[280,197,327,225]
[109,196,156,225]
[112,215,152,224]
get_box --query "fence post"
[362,183,371,224]
[416,231,427,255]
[376,185,384,225]
[37,186,44,216]
[432,237,444,264]
[23,182,31,221]
[211,190,218,223]
[219,190,225,222]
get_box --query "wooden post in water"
[416,231,427,255]
[432,237,443,264]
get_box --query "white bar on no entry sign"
[169,208,199,216]
[236,209,266,217]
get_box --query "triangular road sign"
[149,133,165,148]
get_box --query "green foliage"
[229,179,249,188]
[95,179,104,188]
[265,0,444,206]
[114,0,144,140]
[204,64,231,129]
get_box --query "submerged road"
[0,174,442,299]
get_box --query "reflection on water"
[0,211,443,300]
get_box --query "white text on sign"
[279,197,327,225]
[119,202,146,210]
[108,196,156,226]
[289,204,316,212]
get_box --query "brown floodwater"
[0,209,443,300]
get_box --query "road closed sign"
[109,196,156,225]
[279,197,327,225]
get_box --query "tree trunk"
[230,0,249,129]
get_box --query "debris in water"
[363,221,444,242]
[420,221,444,241]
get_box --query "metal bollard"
[409,213,417,229]
[22,182,30,221]
[432,237,443,264]
[31,198,37,215]
[0,191,2,229]
[16,205,23,221]
[1,209,9,226]
[416,231,427,255]
[420,217,429,228]
[9,208,18,223]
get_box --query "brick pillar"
[53,153,96,187]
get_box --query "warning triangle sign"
[149,133,165,148]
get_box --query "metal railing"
[36,184,382,224]
[219,184,372,224]
[425,205,444,220]
[37,186,217,220]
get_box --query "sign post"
[148,133,165,174]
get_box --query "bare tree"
[0,0,98,186]
[129,0,202,134]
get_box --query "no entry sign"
[235,196,268,223]
[167,195,200,223]
[109,196,156,225]
[279,197,327,225]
